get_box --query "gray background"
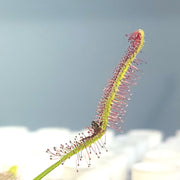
[0,0,179,136]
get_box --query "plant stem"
[33,160,61,180]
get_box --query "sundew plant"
[34,29,145,180]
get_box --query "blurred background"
[0,0,179,137]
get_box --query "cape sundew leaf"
[33,29,145,180]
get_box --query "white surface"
[132,162,180,180]
[127,129,163,148]
[143,149,180,163]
